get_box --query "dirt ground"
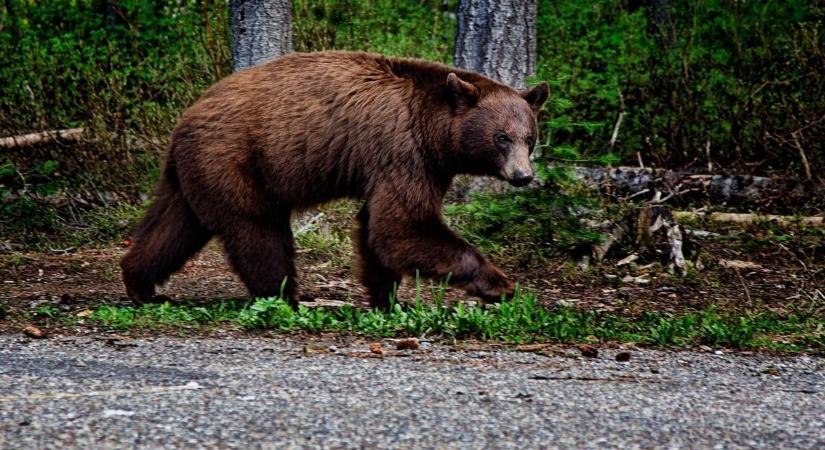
[2,226,822,321]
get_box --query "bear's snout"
[508,170,534,187]
[501,144,534,187]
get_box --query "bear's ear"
[446,73,479,106]
[521,82,550,114]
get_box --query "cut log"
[0,128,87,149]
[571,166,825,212]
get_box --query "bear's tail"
[120,155,212,304]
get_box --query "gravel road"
[1,335,823,449]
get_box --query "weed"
[32,305,60,320]
[91,300,250,330]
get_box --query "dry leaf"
[577,344,598,358]
[514,343,551,353]
[395,338,420,350]
[369,342,384,355]
[302,345,327,354]
[616,253,639,266]
[23,325,46,339]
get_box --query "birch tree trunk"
[229,0,292,72]
[454,0,537,89]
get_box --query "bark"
[229,0,292,72]
[571,166,825,213]
[454,0,537,89]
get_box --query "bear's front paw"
[471,266,515,304]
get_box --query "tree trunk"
[229,0,292,72]
[648,0,675,47]
[454,0,537,89]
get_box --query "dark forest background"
[1,0,824,245]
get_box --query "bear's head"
[446,73,549,187]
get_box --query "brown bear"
[120,51,548,309]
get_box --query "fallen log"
[572,166,825,212]
[673,211,824,228]
[0,128,87,149]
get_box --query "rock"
[615,352,632,362]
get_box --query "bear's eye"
[495,133,512,145]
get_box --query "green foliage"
[91,300,250,329]
[446,186,602,256]
[0,0,229,137]
[293,0,455,61]
[452,0,825,254]
[0,0,231,245]
[535,0,825,175]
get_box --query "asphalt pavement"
[0,335,823,449]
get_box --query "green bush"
[445,184,603,257]
[535,0,825,176]
[294,0,455,61]
[0,0,230,244]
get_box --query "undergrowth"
[445,187,603,259]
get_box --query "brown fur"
[120,51,549,308]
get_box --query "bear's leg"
[221,215,297,305]
[365,192,514,304]
[120,184,212,304]
[354,205,402,310]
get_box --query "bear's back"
[171,52,438,208]
[170,51,510,209]
[184,51,501,134]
